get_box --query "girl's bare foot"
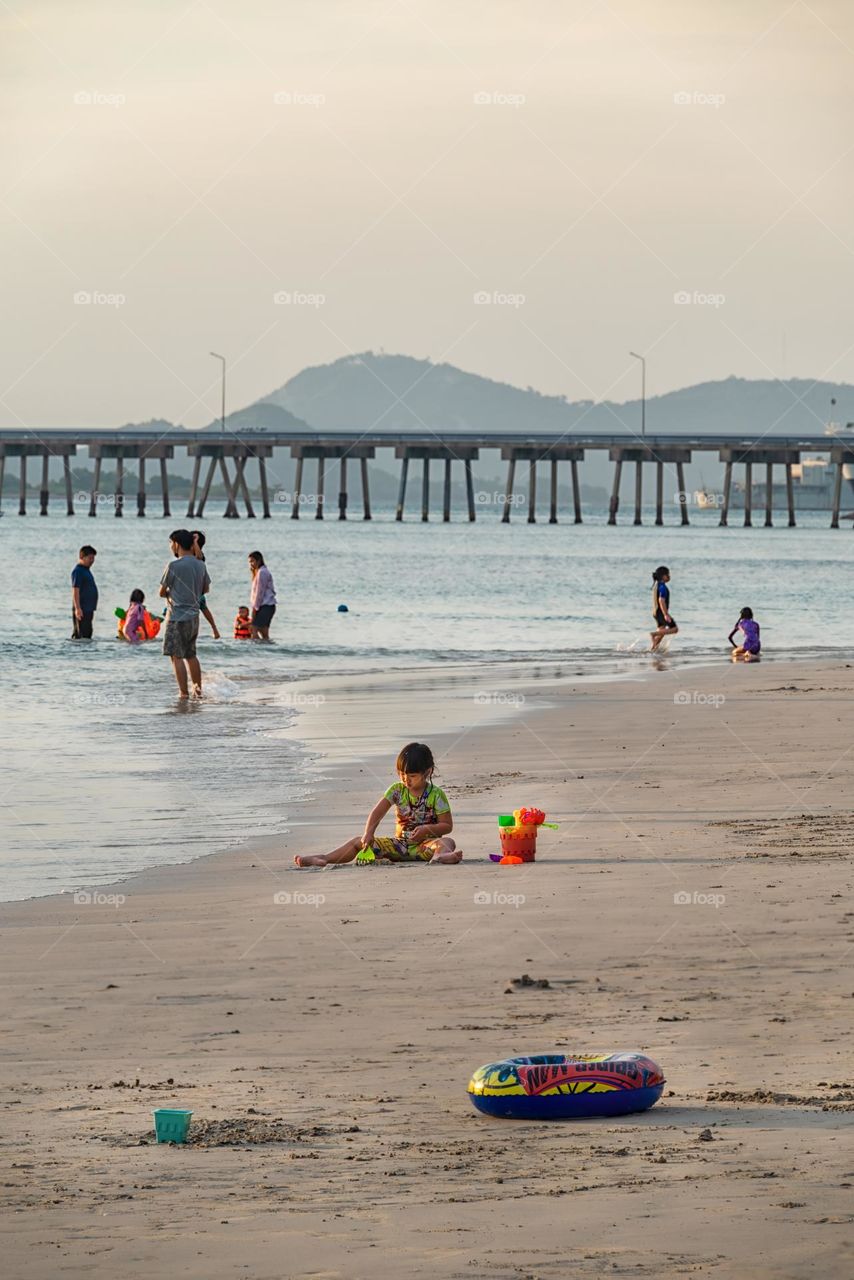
[294,854,326,868]
[430,849,463,864]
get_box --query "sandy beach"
[2,656,853,1279]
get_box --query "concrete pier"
[394,445,479,521]
[606,446,692,526]
[499,445,584,524]
[290,443,375,521]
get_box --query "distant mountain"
[197,402,313,434]
[256,351,854,439]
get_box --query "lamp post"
[629,351,646,438]
[210,352,226,432]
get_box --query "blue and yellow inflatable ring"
[468,1052,665,1120]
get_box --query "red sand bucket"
[499,824,537,862]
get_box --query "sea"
[1,503,849,900]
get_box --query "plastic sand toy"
[153,1108,193,1143]
[494,809,559,863]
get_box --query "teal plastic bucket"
[153,1108,193,1144]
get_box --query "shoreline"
[5,646,844,907]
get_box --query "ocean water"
[0,503,848,900]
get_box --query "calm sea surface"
[0,503,849,900]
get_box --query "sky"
[3,0,854,429]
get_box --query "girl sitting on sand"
[294,742,462,867]
[728,607,761,662]
[650,565,678,652]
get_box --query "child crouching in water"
[294,742,462,867]
[728,607,761,661]
[121,589,147,644]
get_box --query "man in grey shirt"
[159,529,211,699]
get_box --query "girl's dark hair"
[248,550,265,567]
[740,606,753,620]
[396,742,435,774]
[652,565,670,582]
[130,588,145,604]
[192,530,206,550]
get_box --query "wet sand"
[2,657,853,1278]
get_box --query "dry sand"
[2,656,853,1279]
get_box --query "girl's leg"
[650,626,665,651]
[294,837,362,868]
[427,836,462,865]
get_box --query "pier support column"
[830,460,843,529]
[291,457,303,519]
[0,453,4,514]
[633,460,643,526]
[527,460,537,524]
[785,462,795,527]
[502,458,516,524]
[18,454,27,514]
[465,459,476,522]
[160,457,171,517]
[186,455,201,517]
[89,456,101,517]
[196,456,217,518]
[315,457,325,520]
[676,462,689,525]
[764,462,773,527]
[137,456,146,517]
[219,457,239,518]
[64,455,74,515]
[114,455,124,517]
[443,458,451,522]
[338,457,347,521]
[361,458,371,520]
[235,457,255,517]
[743,462,752,527]
[571,458,582,523]
[258,457,270,517]
[395,456,409,522]
[421,457,430,522]
[549,459,558,524]
[720,461,732,527]
[655,461,663,526]
[607,458,622,525]
[40,454,49,515]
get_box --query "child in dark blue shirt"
[650,565,678,652]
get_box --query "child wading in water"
[121,589,147,644]
[728,607,761,662]
[294,743,462,867]
[650,565,678,652]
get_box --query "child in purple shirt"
[728,607,761,662]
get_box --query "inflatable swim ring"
[468,1052,665,1119]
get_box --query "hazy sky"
[3,0,854,428]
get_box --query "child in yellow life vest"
[233,606,252,639]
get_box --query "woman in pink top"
[248,551,277,641]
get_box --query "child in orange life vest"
[234,606,252,639]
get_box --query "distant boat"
[695,486,718,509]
